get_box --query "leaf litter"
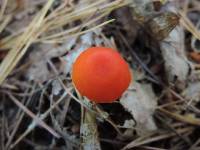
[1,0,200,150]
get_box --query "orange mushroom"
[72,47,131,103]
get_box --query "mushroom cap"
[72,47,131,103]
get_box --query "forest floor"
[1,0,200,150]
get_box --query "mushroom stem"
[80,105,101,150]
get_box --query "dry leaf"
[120,79,157,135]
[26,42,68,82]
[161,26,190,89]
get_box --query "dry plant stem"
[81,106,101,150]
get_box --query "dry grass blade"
[7,93,60,138]
[0,30,21,51]
[5,84,35,149]
[38,11,113,42]
[122,127,193,150]
[41,19,115,43]
[139,146,168,150]
[0,0,131,49]
[0,0,54,84]
[1,0,198,149]
[179,10,200,40]
[0,0,131,84]
[0,14,12,33]
[159,108,200,126]
[0,0,8,20]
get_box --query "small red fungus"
[72,47,131,103]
